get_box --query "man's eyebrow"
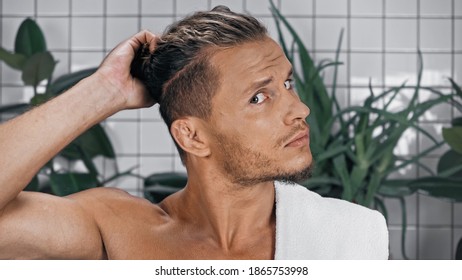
[246,77,273,94]
[243,67,294,96]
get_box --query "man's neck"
[159,166,276,253]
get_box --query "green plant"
[269,0,462,259]
[0,18,130,196]
[143,172,187,203]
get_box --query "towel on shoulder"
[274,181,389,260]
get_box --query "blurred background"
[0,0,461,259]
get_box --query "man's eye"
[250,93,267,104]
[284,79,294,90]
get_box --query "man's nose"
[283,91,310,125]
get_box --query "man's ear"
[170,118,211,158]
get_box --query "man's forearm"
[0,73,125,209]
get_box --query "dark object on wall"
[456,238,462,260]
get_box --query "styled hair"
[131,6,268,161]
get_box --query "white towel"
[274,181,389,259]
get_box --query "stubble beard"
[216,132,313,187]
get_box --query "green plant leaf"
[315,143,348,162]
[30,93,55,106]
[363,172,383,207]
[14,18,47,57]
[389,141,445,175]
[449,77,462,99]
[456,238,462,260]
[408,177,462,202]
[61,124,116,160]
[21,51,56,87]
[49,172,100,196]
[379,180,415,197]
[48,67,97,96]
[0,47,26,70]
[300,176,342,188]
[144,172,187,203]
[0,103,30,114]
[397,196,410,260]
[24,175,39,192]
[332,155,353,201]
[442,127,462,154]
[438,149,462,178]
[452,117,462,127]
[144,172,188,187]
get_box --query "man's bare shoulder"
[68,187,174,259]
[68,187,168,223]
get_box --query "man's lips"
[285,128,310,147]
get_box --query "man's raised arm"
[0,31,156,259]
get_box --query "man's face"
[206,37,312,186]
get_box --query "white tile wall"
[176,0,208,15]
[141,0,174,15]
[72,0,104,15]
[280,17,313,49]
[386,0,417,15]
[280,0,312,15]
[2,0,34,15]
[388,227,418,259]
[1,61,22,85]
[419,228,452,259]
[457,0,462,15]
[1,17,24,50]
[106,0,139,15]
[316,0,347,15]
[141,17,174,34]
[70,52,104,72]
[105,17,139,48]
[455,204,462,226]
[455,54,462,83]
[53,51,70,77]
[36,17,70,50]
[351,0,382,15]
[140,121,175,154]
[420,0,452,15]
[456,20,462,50]
[245,0,273,15]
[385,53,417,86]
[113,155,140,194]
[421,53,452,87]
[385,194,419,226]
[140,156,174,176]
[1,0,461,260]
[385,19,417,50]
[105,121,139,155]
[315,18,348,50]
[350,53,383,85]
[37,0,69,15]
[350,18,382,50]
[420,19,452,51]
[71,17,104,50]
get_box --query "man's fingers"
[131,30,158,52]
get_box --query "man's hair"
[131,6,267,161]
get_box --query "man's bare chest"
[99,221,274,260]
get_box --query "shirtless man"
[0,7,387,259]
